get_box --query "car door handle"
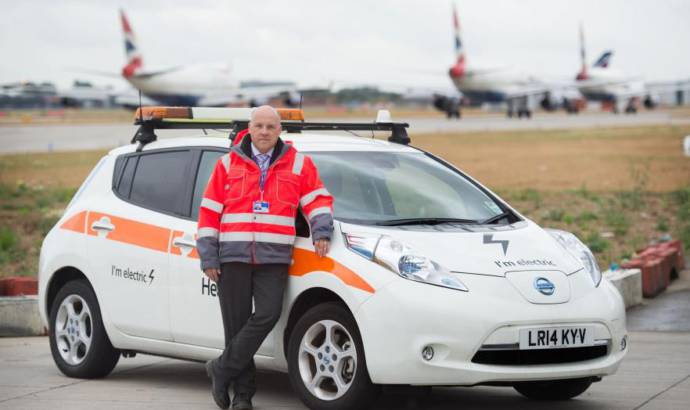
[172,237,196,248]
[91,219,114,232]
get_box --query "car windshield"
[309,151,507,225]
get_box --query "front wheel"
[287,302,379,410]
[49,280,120,378]
[513,377,593,400]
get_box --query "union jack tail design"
[120,9,143,78]
[593,51,613,68]
[576,22,588,80]
[449,4,466,79]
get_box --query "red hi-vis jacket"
[196,136,334,269]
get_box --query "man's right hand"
[204,268,220,282]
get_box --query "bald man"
[197,106,334,409]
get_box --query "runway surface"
[1,331,689,409]
[1,111,689,154]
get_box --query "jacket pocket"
[225,169,245,201]
[276,171,300,207]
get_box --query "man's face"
[249,107,281,153]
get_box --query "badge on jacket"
[253,200,270,213]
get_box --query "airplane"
[437,4,584,119]
[574,24,657,113]
[117,10,300,107]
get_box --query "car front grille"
[471,344,608,365]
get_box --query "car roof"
[108,132,419,156]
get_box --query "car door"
[168,147,305,357]
[168,148,227,348]
[86,148,193,341]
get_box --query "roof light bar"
[135,106,192,121]
[131,106,410,148]
[133,106,304,123]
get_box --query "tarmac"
[1,111,690,154]
[1,270,690,410]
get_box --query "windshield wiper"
[481,211,512,225]
[374,217,478,226]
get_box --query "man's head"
[249,105,281,153]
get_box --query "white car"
[39,107,627,410]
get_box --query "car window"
[129,150,191,215]
[310,151,506,224]
[116,156,138,199]
[384,157,471,218]
[191,150,225,221]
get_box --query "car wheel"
[287,302,379,410]
[49,280,120,378]
[513,377,592,400]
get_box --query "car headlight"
[546,229,602,287]
[344,233,468,292]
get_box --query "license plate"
[519,326,594,350]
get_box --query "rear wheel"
[513,377,593,400]
[287,302,379,410]
[49,280,120,378]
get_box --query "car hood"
[339,220,583,277]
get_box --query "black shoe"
[205,360,230,409]
[232,396,253,410]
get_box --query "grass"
[673,187,690,248]
[0,227,19,265]
[0,182,77,277]
[413,124,690,192]
[603,208,630,237]
[502,189,684,269]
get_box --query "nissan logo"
[534,277,555,296]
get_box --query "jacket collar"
[233,134,290,166]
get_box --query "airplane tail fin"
[120,9,143,78]
[449,4,466,79]
[593,51,613,68]
[576,22,588,80]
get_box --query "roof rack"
[130,107,410,151]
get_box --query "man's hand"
[314,239,330,257]
[204,267,220,282]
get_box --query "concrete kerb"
[0,295,46,337]
[604,268,643,308]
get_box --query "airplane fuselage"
[126,63,296,106]
[450,66,547,104]
[577,67,646,102]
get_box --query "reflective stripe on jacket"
[196,136,334,269]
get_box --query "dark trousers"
[213,262,288,399]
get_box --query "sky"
[1,0,689,92]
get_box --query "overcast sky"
[1,0,689,91]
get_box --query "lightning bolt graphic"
[483,234,509,255]
[148,269,155,285]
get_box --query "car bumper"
[355,273,627,385]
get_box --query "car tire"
[287,302,379,410]
[513,377,592,400]
[49,279,120,379]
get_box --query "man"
[196,105,334,410]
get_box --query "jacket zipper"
[232,146,290,264]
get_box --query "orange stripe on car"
[66,211,371,294]
[59,211,87,233]
[87,211,171,253]
[289,247,375,294]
